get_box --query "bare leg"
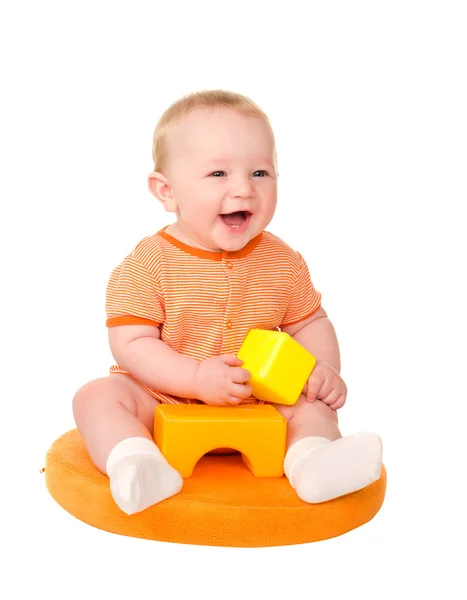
[72,374,160,473]
[272,394,341,451]
[72,374,183,513]
[272,395,382,503]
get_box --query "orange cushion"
[45,429,387,547]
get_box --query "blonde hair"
[151,89,276,173]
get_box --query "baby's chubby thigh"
[72,374,161,472]
[73,375,184,515]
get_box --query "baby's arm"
[282,307,346,409]
[109,324,200,398]
[109,325,251,405]
[282,306,340,371]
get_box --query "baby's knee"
[72,376,136,417]
[73,377,104,414]
[290,396,338,423]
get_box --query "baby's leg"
[272,396,382,503]
[72,374,182,514]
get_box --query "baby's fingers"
[221,354,244,367]
[306,371,325,402]
[319,388,341,407]
[231,367,251,384]
[230,381,253,399]
[225,395,244,406]
[328,393,346,411]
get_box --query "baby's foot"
[285,433,383,503]
[106,437,183,515]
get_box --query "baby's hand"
[302,360,347,411]
[194,354,252,406]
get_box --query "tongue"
[222,211,245,226]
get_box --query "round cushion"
[45,429,387,547]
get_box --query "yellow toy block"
[237,329,316,405]
[154,404,287,478]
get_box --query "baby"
[72,90,383,515]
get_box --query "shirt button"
[226,261,233,269]
[227,320,233,329]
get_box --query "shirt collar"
[157,226,263,261]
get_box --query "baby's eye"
[253,170,268,177]
[210,171,226,177]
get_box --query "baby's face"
[162,108,277,252]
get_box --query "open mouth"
[220,211,252,228]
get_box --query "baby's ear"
[148,172,177,212]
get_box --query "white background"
[2,1,466,598]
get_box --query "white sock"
[106,437,183,515]
[284,433,383,503]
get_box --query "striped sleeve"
[281,252,321,327]
[105,254,164,328]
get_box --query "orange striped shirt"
[106,226,321,405]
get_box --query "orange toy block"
[154,404,287,478]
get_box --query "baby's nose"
[231,178,255,198]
